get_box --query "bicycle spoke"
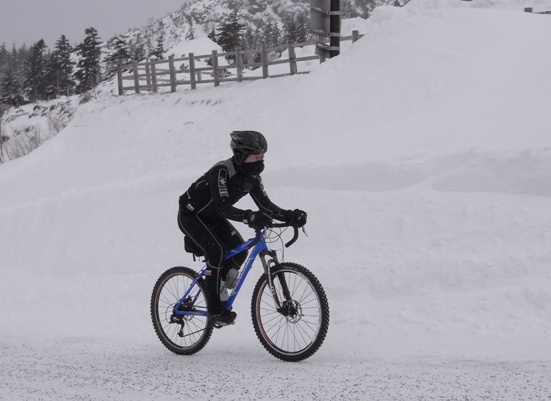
[252,262,329,361]
[151,267,213,355]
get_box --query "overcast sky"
[0,1,182,49]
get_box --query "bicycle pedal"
[212,320,234,329]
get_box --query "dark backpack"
[184,236,205,260]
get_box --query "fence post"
[212,50,220,87]
[132,61,140,94]
[329,0,341,58]
[169,55,177,92]
[261,43,269,79]
[236,47,243,82]
[145,62,151,91]
[117,64,124,95]
[189,53,197,90]
[352,30,360,43]
[150,60,158,93]
[288,43,297,75]
[317,40,327,64]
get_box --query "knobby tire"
[251,262,330,362]
[151,266,213,355]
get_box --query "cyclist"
[177,130,307,324]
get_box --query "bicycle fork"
[258,250,293,314]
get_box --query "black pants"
[177,209,246,301]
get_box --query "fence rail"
[524,7,551,14]
[117,31,363,95]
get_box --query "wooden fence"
[524,7,551,14]
[117,31,363,95]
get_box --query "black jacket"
[179,158,288,222]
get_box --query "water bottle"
[225,268,239,289]
[219,285,230,302]
[219,269,239,302]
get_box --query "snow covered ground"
[1,1,551,399]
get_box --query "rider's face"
[244,154,265,163]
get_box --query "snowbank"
[1,2,550,399]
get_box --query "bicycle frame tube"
[173,232,268,317]
[224,235,260,259]
[172,266,209,317]
[224,234,268,309]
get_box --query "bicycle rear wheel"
[151,266,213,355]
[251,262,329,362]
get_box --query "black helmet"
[230,130,268,164]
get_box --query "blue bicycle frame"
[172,231,269,318]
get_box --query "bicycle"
[150,222,329,362]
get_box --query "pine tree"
[14,45,27,98]
[0,44,8,68]
[104,38,130,78]
[342,0,358,18]
[50,35,75,97]
[0,44,8,100]
[74,27,101,94]
[131,34,147,62]
[208,27,217,44]
[242,26,261,64]
[23,39,48,102]
[150,22,165,60]
[263,22,281,48]
[1,67,24,106]
[44,55,59,100]
[144,35,153,59]
[214,10,246,63]
[283,18,299,44]
[358,0,374,18]
[295,12,310,43]
[150,34,165,60]
[185,19,196,40]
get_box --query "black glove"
[285,209,307,227]
[246,210,273,230]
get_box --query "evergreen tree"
[342,0,358,18]
[185,19,196,40]
[104,38,130,77]
[0,44,8,68]
[1,67,24,106]
[43,55,59,100]
[263,21,281,48]
[340,0,377,18]
[23,39,48,102]
[50,35,75,97]
[131,34,147,62]
[0,44,8,99]
[144,35,153,59]
[0,44,27,102]
[208,26,217,44]
[14,45,27,97]
[283,18,299,44]
[15,44,29,69]
[242,26,261,64]
[214,10,246,63]
[295,12,310,43]
[357,0,373,18]
[150,22,165,60]
[74,27,101,94]
[150,34,165,60]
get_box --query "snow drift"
[1,1,551,399]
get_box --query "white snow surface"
[2,1,551,400]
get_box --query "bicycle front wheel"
[151,266,213,355]
[251,262,329,362]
